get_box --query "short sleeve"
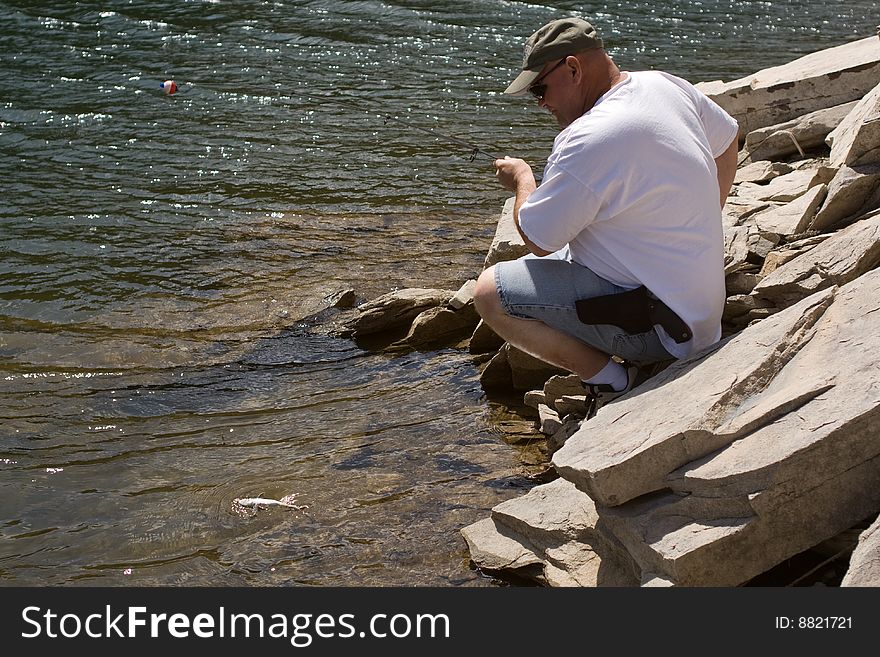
[518,164,602,253]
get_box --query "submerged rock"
[343,288,453,338]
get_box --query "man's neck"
[580,65,624,115]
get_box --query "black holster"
[575,286,693,344]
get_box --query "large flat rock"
[553,284,837,507]
[697,35,880,138]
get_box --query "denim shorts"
[494,250,673,366]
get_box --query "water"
[1,1,876,586]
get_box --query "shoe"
[583,364,639,420]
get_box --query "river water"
[1,1,876,586]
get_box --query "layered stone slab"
[828,81,880,167]
[697,35,880,137]
[749,184,827,235]
[461,478,638,586]
[734,160,792,185]
[742,101,858,162]
[735,167,823,203]
[393,303,479,349]
[811,163,880,231]
[603,273,880,584]
[553,285,837,508]
[752,209,880,306]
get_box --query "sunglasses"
[528,58,567,100]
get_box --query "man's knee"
[473,266,501,319]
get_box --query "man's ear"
[565,55,583,82]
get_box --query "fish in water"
[232,493,307,512]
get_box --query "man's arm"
[494,157,551,256]
[715,137,739,209]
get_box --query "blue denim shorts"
[494,250,673,366]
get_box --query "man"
[474,17,739,415]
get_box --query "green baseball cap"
[504,17,604,96]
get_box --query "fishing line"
[379,113,500,162]
[311,94,502,163]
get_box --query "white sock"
[583,359,628,391]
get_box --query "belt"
[574,286,693,344]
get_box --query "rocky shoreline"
[326,30,880,587]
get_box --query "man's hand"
[494,156,536,194]
[493,157,549,257]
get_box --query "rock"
[758,250,802,277]
[392,304,480,349]
[743,307,777,324]
[554,395,588,418]
[478,345,514,390]
[725,271,762,295]
[325,288,357,309]
[746,231,780,262]
[346,288,453,337]
[538,404,562,435]
[723,197,771,229]
[547,414,583,453]
[468,319,505,355]
[480,344,565,391]
[828,81,880,167]
[841,515,880,586]
[460,517,544,573]
[540,374,585,407]
[553,286,837,508]
[723,225,752,275]
[448,279,477,310]
[742,101,858,163]
[752,209,880,307]
[543,272,880,585]
[697,35,880,138]
[811,163,880,231]
[461,478,639,587]
[736,168,823,203]
[722,294,775,322]
[758,234,831,277]
[483,197,530,268]
[734,161,793,185]
[523,375,596,422]
[523,390,545,409]
[525,376,589,416]
[724,226,778,275]
[749,184,827,235]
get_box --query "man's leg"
[473,265,613,381]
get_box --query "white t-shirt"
[518,70,739,359]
